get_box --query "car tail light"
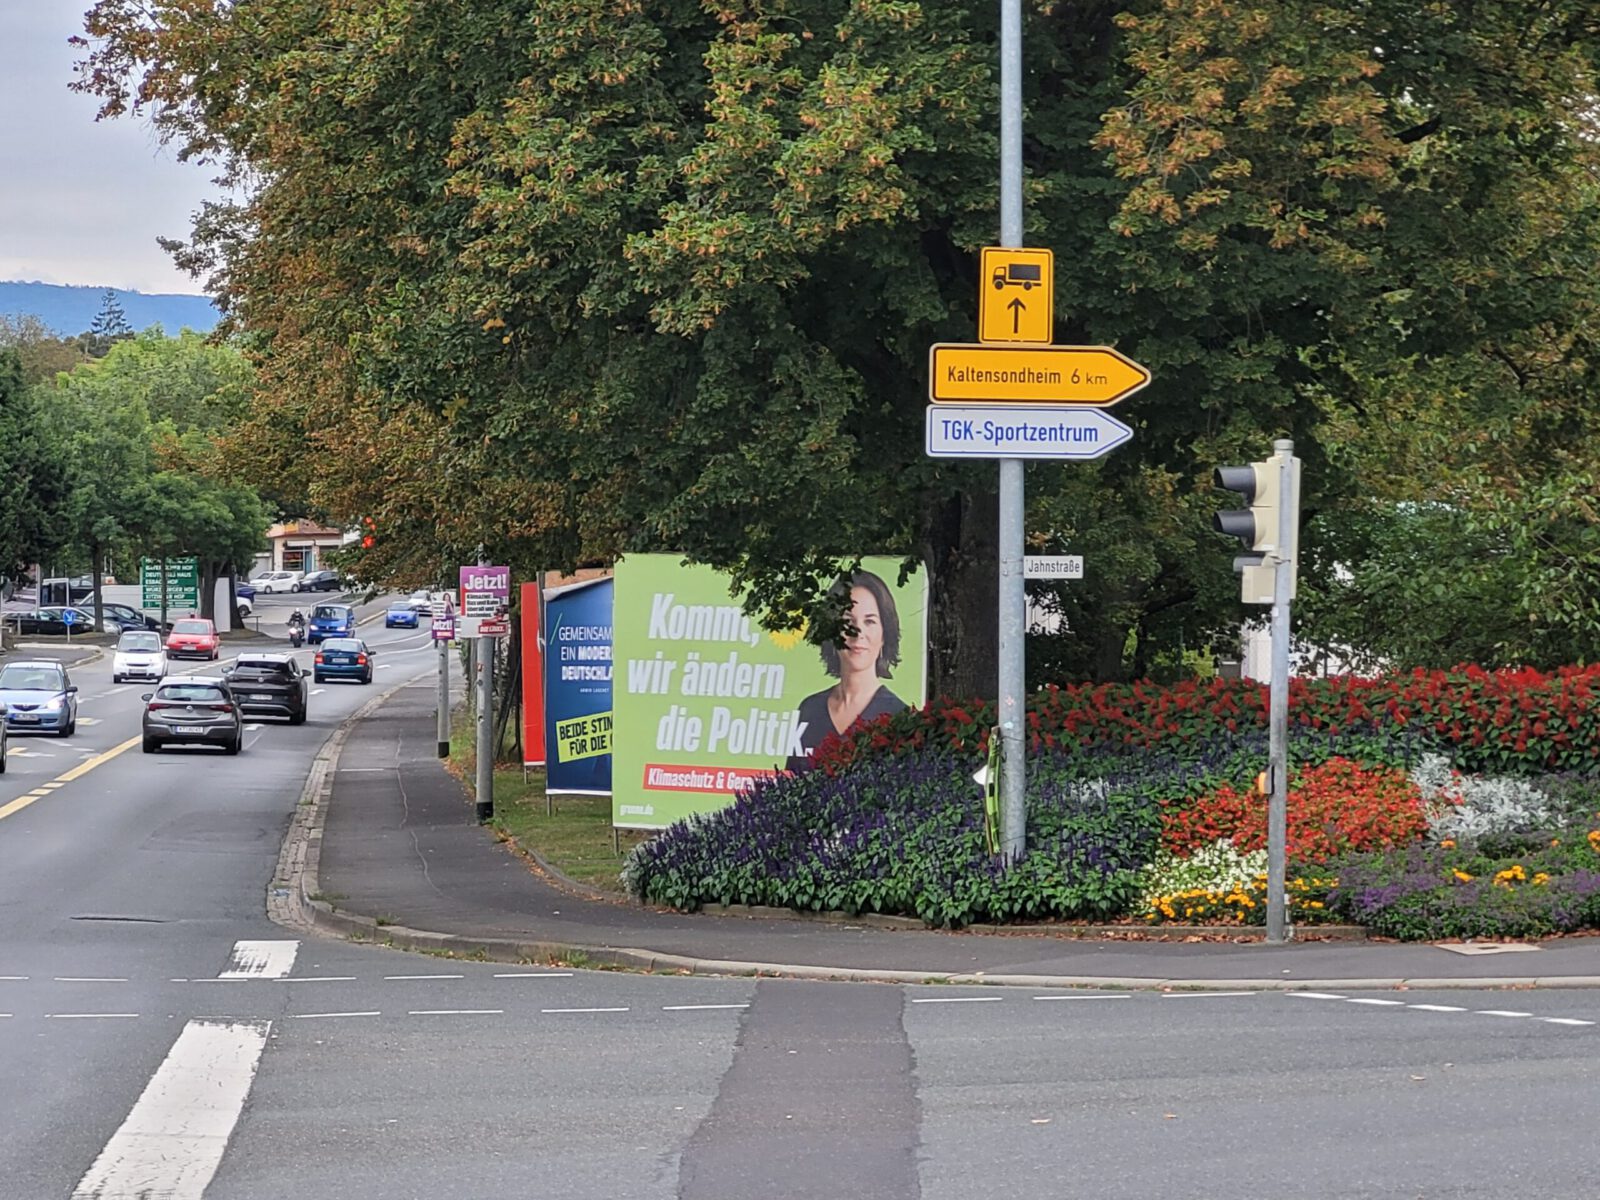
[314,653,325,664]
[216,703,235,714]
[356,654,368,665]
[147,701,176,710]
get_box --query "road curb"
[267,688,1594,992]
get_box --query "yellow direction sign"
[979,246,1053,343]
[929,343,1151,406]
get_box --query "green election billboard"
[613,554,927,829]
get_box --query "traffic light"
[360,516,377,549]
[1213,441,1300,604]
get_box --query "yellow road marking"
[0,736,140,822]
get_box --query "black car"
[299,569,344,592]
[222,654,309,724]
[3,606,105,636]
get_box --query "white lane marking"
[408,1009,503,1016]
[1033,993,1130,1001]
[1287,992,1347,1000]
[48,1013,140,1019]
[377,663,392,669]
[1408,1004,1467,1012]
[54,977,128,983]
[244,723,263,732]
[219,939,299,979]
[662,1003,750,1011]
[78,716,102,726]
[910,996,1004,1004]
[1345,998,1407,1006]
[1543,1018,1595,1026]
[279,976,357,983]
[384,974,463,980]
[287,1011,379,1019]
[494,972,574,978]
[310,688,327,696]
[541,1007,629,1014]
[1161,991,1258,999]
[0,976,26,981]
[70,1019,269,1200]
[41,781,65,789]
[1476,1010,1533,1018]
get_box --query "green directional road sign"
[141,556,199,610]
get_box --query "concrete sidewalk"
[274,680,1600,990]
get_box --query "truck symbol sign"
[992,262,1042,290]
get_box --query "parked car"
[94,602,166,633]
[384,601,420,629]
[307,603,356,644]
[3,606,104,637]
[223,653,308,724]
[313,637,374,684]
[141,676,243,754]
[236,595,254,619]
[112,629,168,684]
[235,581,257,601]
[298,569,344,592]
[0,660,79,736]
[253,570,305,593]
[165,617,221,661]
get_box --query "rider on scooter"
[287,608,307,647]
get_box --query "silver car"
[0,660,78,736]
[141,676,244,754]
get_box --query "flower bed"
[812,665,1600,778]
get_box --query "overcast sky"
[0,2,222,296]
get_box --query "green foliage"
[72,0,1600,685]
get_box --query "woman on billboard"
[786,570,907,770]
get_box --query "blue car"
[0,659,79,736]
[313,637,374,684]
[384,601,419,629]
[307,603,356,644]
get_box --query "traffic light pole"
[997,0,1027,860]
[1266,438,1297,944]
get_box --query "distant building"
[257,520,349,576]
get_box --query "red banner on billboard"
[520,581,546,768]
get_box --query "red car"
[165,617,221,661]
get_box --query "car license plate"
[13,714,39,723]
[250,693,271,700]
[177,725,208,734]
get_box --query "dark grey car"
[141,676,244,754]
[223,654,308,724]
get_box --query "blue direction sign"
[925,404,1133,460]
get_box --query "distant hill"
[0,280,220,337]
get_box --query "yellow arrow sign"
[929,344,1151,406]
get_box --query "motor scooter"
[287,615,306,648]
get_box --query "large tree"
[74,1,1600,688]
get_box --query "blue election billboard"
[543,577,613,795]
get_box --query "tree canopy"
[73,0,1600,686]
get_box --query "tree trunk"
[921,486,999,701]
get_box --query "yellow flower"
[1452,869,1474,883]
[1440,838,1456,849]
[1533,873,1551,887]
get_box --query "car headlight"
[40,698,64,712]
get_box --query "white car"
[112,630,168,685]
[254,570,305,594]
[236,595,254,618]
[405,589,443,616]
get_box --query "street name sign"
[1024,555,1084,580]
[925,405,1134,460]
[979,246,1053,344]
[929,343,1151,406]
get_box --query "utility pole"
[475,556,494,823]
[436,633,450,758]
[997,0,1027,859]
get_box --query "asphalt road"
[4,596,1599,1198]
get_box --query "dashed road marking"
[1346,998,1407,1006]
[1476,1009,1532,1018]
[1161,991,1258,999]
[70,1018,269,1200]
[54,977,127,983]
[219,939,299,980]
[408,1009,503,1016]
[1543,1017,1594,1026]
[662,1003,750,1011]
[48,1013,140,1019]
[911,996,1004,1004]
[287,1011,379,1020]
[541,1007,629,1014]
[1033,994,1130,1002]
[1408,1004,1467,1012]
[1287,992,1346,1000]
